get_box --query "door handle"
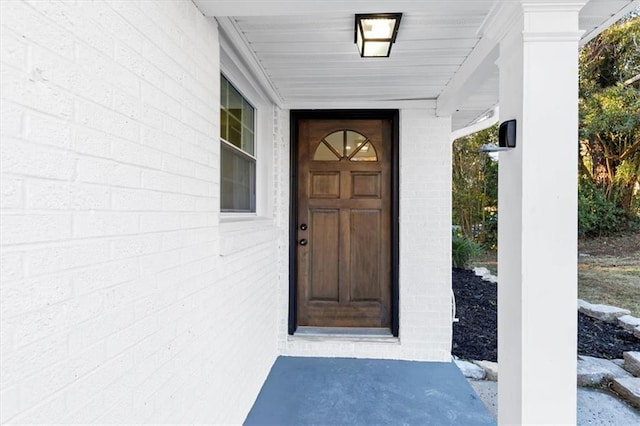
[299,239,308,246]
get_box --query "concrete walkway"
[245,356,495,425]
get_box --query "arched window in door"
[313,130,378,162]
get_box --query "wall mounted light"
[480,119,517,152]
[355,13,402,57]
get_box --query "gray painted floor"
[244,356,496,425]
[469,380,640,425]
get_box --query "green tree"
[452,125,499,247]
[579,15,640,218]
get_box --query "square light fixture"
[355,13,402,58]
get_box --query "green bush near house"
[578,178,636,237]
[452,229,484,269]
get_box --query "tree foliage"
[579,15,640,220]
[452,125,498,248]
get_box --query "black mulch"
[452,268,640,362]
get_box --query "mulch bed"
[452,268,640,362]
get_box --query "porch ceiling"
[193,0,638,131]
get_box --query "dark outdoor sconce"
[355,13,402,57]
[480,119,517,152]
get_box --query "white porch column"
[495,2,584,424]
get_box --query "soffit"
[193,0,637,131]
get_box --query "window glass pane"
[221,145,255,212]
[324,131,344,157]
[227,84,243,121]
[242,101,254,132]
[351,141,378,161]
[242,128,254,155]
[345,130,367,158]
[227,115,242,149]
[313,141,340,161]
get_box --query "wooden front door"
[296,118,392,329]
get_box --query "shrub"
[452,229,484,269]
[578,179,628,237]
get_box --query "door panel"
[349,209,380,302]
[309,209,340,302]
[296,118,392,329]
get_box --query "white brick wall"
[1,1,278,423]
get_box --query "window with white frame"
[220,74,256,212]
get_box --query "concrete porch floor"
[244,356,496,425]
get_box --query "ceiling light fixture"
[355,13,402,58]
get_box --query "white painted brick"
[1,0,283,423]
[64,351,135,414]
[0,386,20,423]
[77,100,139,143]
[1,273,73,319]
[0,250,23,282]
[112,188,162,211]
[0,100,24,137]
[72,258,140,296]
[1,0,74,60]
[0,213,72,245]
[31,44,114,107]
[180,212,210,229]
[104,279,156,312]
[141,169,181,192]
[73,212,139,238]
[180,176,213,197]
[110,1,171,53]
[11,292,103,348]
[180,140,211,166]
[72,126,112,157]
[9,392,67,424]
[24,241,109,277]
[139,103,166,129]
[0,27,28,72]
[106,316,158,358]
[139,250,181,275]
[141,126,181,156]
[19,341,106,410]
[0,175,24,208]
[77,0,144,53]
[26,0,114,58]
[26,110,73,149]
[76,157,142,188]
[26,179,110,211]
[110,234,162,259]
[140,212,182,233]
[112,88,142,120]
[1,138,75,180]
[115,41,165,89]
[195,196,217,212]
[142,82,181,119]
[194,163,217,182]
[0,333,68,387]
[165,118,197,148]
[162,192,197,211]
[68,303,136,355]
[1,66,74,119]
[62,392,105,424]
[76,43,139,94]
[161,153,196,177]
